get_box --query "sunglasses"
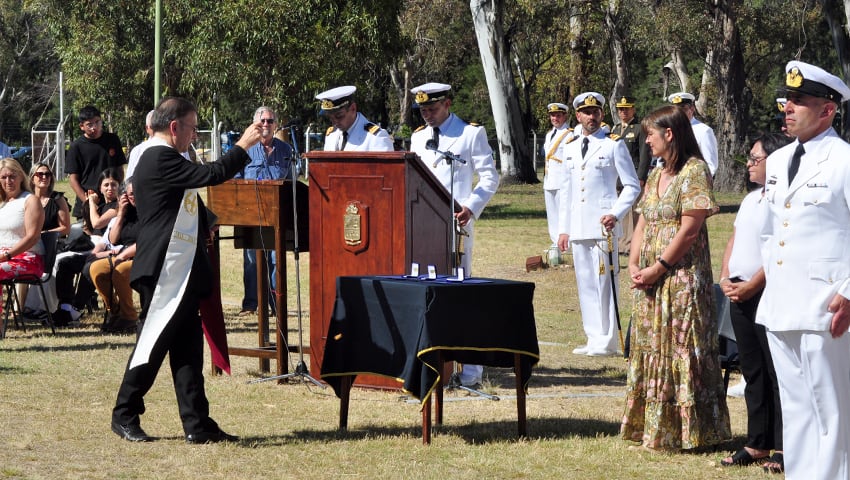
[34,171,53,179]
[260,118,276,124]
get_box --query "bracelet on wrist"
[657,257,673,270]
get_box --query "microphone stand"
[251,124,324,388]
[427,141,498,401]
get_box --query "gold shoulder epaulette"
[414,125,426,133]
[608,133,621,140]
[564,129,578,144]
[470,122,481,127]
[325,126,335,135]
[364,123,381,135]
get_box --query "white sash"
[129,189,200,369]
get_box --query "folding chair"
[1,231,61,337]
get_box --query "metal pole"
[154,0,162,105]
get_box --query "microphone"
[425,139,467,167]
[280,118,303,131]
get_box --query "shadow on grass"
[485,365,626,389]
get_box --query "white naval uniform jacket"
[410,113,500,219]
[691,117,718,176]
[757,127,850,332]
[542,126,573,191]
[322,112,394,152]
[557,129,640,240]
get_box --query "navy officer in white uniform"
[409,82,500,387]
[543,102,572,246]
[668,92,718,176]
[557,92,640,357]
[757,60,850,480]
[317,85,393,152]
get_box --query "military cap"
[667,92,695,105]
[573,92,605,112]
[783,60,850,103]
[547,102,569,114]
[615,96,636,108]
[411,83,452,105]
[316,85,356,111]
[776,98,787,113]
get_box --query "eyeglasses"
[82,120,102,129]
[180,122,199,134]
[34,171,53,179]
[747,154,767,165]
[260,118,276,124]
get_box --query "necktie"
[340,131,349,150]
[581,137,589,159]
[432,127,440,145]
[788,143,804,183]
[549,129,556,142]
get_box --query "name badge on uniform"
[806,182,828,188]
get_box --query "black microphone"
[425,139,466,167]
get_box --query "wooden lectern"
[206,179,309,377]
[306,151,453,389]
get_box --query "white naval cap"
[547,102,569,114]
[784,60,850,103]
[411,82,452,105]
[316,85,356,111]
[572,92,605,112]
[667,92,696,105]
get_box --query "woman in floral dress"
[620,105,730,451]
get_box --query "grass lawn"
[0,174,770,479]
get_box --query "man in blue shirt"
[235,106,293,316]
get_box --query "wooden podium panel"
[206,179,309,377]
[306,151,452,389]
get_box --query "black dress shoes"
[185,428,239,444]
[111,421,153,442]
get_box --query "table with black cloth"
[320,275,540,443]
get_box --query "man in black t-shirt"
[64,106,127,219]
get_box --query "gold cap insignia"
[415,91,430,103]
[777,102,785,113]
[619,97,627,104]
[584,96,598,107]
[321,99,335,110]
[786,67,803,88]
[671,95,682,104]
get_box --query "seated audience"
[0,158,45,316]
[85,179,140,333]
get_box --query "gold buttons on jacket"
[777,260,783,266]
[785,202,791,208]
[783,221,789,227]
[779,240,785,246]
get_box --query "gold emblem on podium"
[344,203,361,246]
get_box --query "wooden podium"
[306,151,453,389]
[206,179,309,377]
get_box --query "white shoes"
[572,345,590,355]
[60,303,82,322]
[727,378,746,398]
[585,348,619,357]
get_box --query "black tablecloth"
[320,276,539,402]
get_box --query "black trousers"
[728,283,782,451]
[111,278,216,435]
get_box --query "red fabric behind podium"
[306,151,453,388]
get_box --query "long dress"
[620,157,731,450]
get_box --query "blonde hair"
[0,157,31,204]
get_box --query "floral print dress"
[620,157,731,450]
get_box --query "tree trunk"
[670,49,690,94]
[823,0,850,138]
[470,0,536,182]
[710,0,748,192]
[606,0,629,119]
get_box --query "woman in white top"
[0,158,46,286]
[719,133,793,473]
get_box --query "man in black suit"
[111,97,262,443]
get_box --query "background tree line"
[1,0,848,191]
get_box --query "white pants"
[544,189,561,246]
[571,239,620,352]
[767,330,850,480]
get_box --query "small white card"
[427,264,437,279]
[409,262,420,277]
[456,267,464,281]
